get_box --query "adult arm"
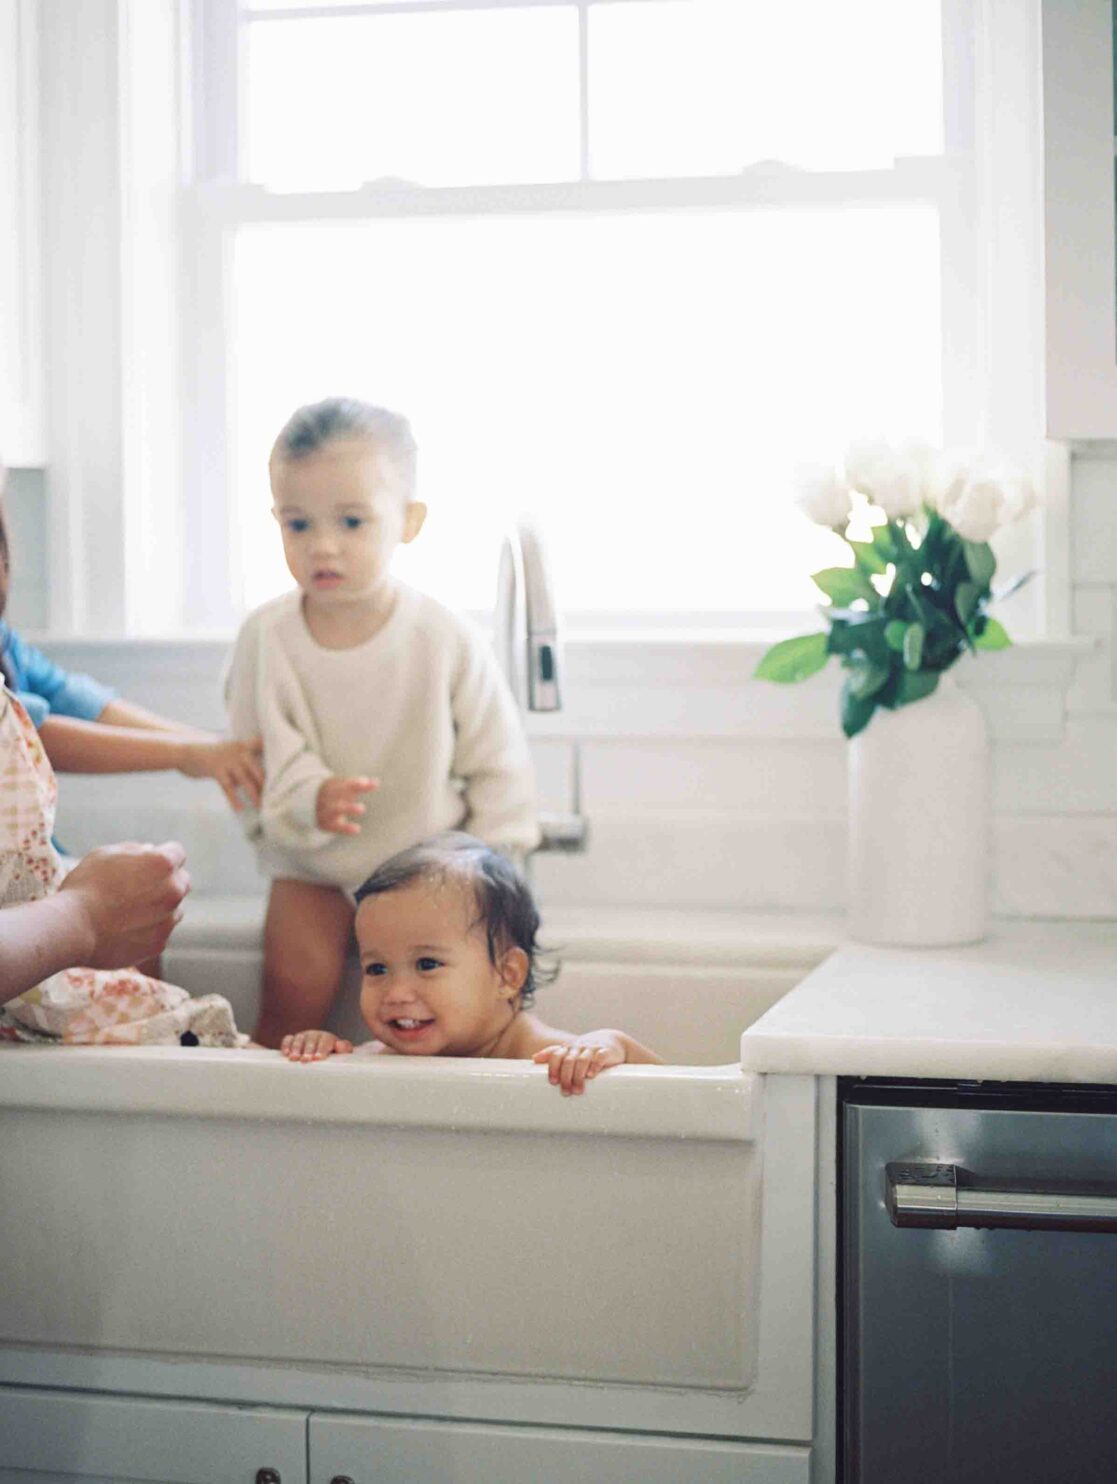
[451,625,540,855]
[0,842,190,1003]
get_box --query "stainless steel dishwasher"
[841,1079,1117,1483]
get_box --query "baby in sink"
[280,832,661,1095]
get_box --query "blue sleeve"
[14,690,49,728]
[3,627,116,726]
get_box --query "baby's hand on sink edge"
[281,1029,354,1062]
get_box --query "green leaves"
[841,675,878,738]
[755,491,1020,738]
[753,631,830,683]
[962,540,996,587]
[848,658,891,700]
[894,670,939,706]
[954,581,980,625]
[847,539,888,576]
[811,566,877,607]
[902,621,925,671]
[974,617,1012,651]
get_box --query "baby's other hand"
[316,775,379,835]
[533,1038,624,1096]
[281,1029,354,1062]
[179,736,265,811]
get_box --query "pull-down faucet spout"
[495,521,587,854]
[495,520,561,714]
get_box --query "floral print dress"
[0,688,241,1046]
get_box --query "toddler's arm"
[532,1030,662,1096]
[226,618,361,849]
[38,716,264,811]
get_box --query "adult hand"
[58,841,191,969]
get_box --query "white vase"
[847,673,989,946]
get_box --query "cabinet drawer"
[0,1386,307,1484]
[310,1412,810,1484]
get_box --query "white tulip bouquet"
[755,438,1035,737]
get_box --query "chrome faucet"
[495,521,588,854]
[495,520,560,714]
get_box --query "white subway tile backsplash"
[1071,457,1117,585]
[579,739,847,814]
[532,811,846,912]
[994,814,1117,919]
[993,720,1117,814]
[1066,585,1117,715]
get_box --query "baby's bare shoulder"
[508,1014,575,1058]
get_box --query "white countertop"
[740,921,1117,1084]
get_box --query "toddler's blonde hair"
[271,397,417,502]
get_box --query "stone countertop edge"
[740,920,1117,1084]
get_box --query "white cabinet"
[0,1388,308,1484]
[308,1412,811,1484]
[0,1392,811,1484]
[1041,0,1117,438]
[0,0,44,466]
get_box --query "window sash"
[182,0,981,630]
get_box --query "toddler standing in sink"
[280,833,661,1094]
[225,399,539,1047]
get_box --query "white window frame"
[178,0,1027,633]
[35,0,1066,641]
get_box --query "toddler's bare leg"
[255,878,354,1048]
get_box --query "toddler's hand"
[281,1029,354,1062]
[316,775,379,835]
[179,736,264,811]
[533,1038,624,1096]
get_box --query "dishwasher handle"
[886,1161,1117,1233]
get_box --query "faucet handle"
[534,742,588,853]
[535,811,590,854]
[528,629,561,712]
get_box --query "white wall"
[28,445,1114,923]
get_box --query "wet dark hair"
[353,832,557,1006]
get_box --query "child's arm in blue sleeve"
[5,628,116,724]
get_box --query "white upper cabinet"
[0,0,44,467]
[1042,0,1117,438]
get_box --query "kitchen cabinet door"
[0,1386,307,1484]
[309,1412,810,1484]
[0,0,44,466]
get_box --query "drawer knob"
[330,1477,356,1484]
[255,1471,281,1484]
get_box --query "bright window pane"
[590,0,943,177]
[243,2,448,8]
[245,10,579,189]
[231,209,941,616]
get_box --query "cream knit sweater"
[225,585,539,889]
